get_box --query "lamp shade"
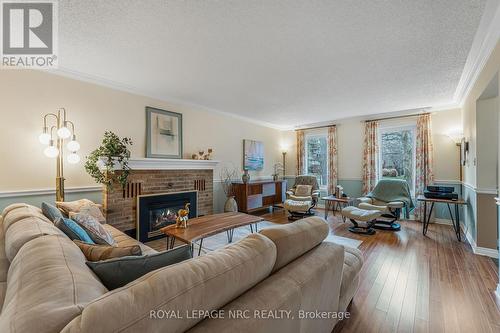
[67,153,80,164]
[57,126,71,139]
[67,140,80,152]
[38,132,51,145]
[44,145,59,158]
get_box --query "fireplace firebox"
[137,191,197,243]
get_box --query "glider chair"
[343,179,414,234]
[284,175,321,220]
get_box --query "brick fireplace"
[102,158,218,236]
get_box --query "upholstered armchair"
[286,175,321,207]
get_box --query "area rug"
[194,220,362,254]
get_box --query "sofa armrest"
[387,201,404,209]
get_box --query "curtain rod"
[364,112,431,123]
[294,124,336,131]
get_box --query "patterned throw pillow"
[74,240,141,262]
[295,185,313,196]
[56,199,106,223]
[69,212,115,246]
[55,217,95,244]
[41,202,64,222]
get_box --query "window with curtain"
[304,131,328,188]
[379,124,416,195]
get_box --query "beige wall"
[0,70,284,191]
[476,97,499,190]
[281,109,462,182]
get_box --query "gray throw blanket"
[367,179,414,218]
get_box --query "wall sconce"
[39,108,80,201]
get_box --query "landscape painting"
[243,139,264,171]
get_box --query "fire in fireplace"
[137,191,197,243]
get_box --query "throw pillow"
[87,245,192,290]
[41,202,64,222]
[74,240,141,261]
[56,199,106,223]
[69,212,115,246]
[55,217,95,244]
[295,184,313,196]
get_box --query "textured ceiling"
[57,0,486,128]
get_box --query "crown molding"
[44,67,291,131]
[454,0,500,106]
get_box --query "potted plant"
[220,166,238,212]
[85,131,133,190]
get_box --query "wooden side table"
[322,195,351,220]
[417,195,466,241]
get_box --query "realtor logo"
[1,0,58,68]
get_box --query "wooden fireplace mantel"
[101,158,219,171]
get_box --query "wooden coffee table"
[161,212,264,256]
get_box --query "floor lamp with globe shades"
[39,108,80,202]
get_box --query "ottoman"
[284,199,313,220]
[341,206,382,235]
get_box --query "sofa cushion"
[74,240,142,262]
[55,217,95,244]
[87,245,192,290]
[41,202,64,222]
[295,184,312,196]
[4,215,63,262]
[259,216,329,272]
[103,224,157,255]
[2,204,50,232]
[70,213,115,246]
[0,235,108,333]
[62,233,277,333]
[338,246,363,312]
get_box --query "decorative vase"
[224,196,238,212]
[272,174,279,181]
[242,170,250,183]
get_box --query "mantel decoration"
[38,108,81,202]
[220,166,238,212]
[84,131,132,190]
[146,106,183,159]
[191,148,213,160]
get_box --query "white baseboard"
[460,223,499,259]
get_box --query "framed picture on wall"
[243,139,264,171]
[146,107,183,159]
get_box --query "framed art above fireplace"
[146,106,183,159]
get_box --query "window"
[379,125,416,194]
[305,132,328,188]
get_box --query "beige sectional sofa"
[0,203,363,333]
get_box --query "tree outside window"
[305,134,328,187]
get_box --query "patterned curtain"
[415,114,434,221]
[362,121,379,195]
[296,130,305,175]
[328,126,338,195]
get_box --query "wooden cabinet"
[232,180,287,213]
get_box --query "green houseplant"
[85,131,133,189]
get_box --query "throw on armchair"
[357,178,414,231]
[284,175,321,220]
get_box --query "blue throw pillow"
[55,217,95,244]
[41,202,64,222]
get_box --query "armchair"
[356,179,414,231]
[284,175,321,220]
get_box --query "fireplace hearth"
[137,191,197,243]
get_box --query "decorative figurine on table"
[175,203,190,228]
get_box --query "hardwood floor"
[149,208,500,332]
[254,209,500,333]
